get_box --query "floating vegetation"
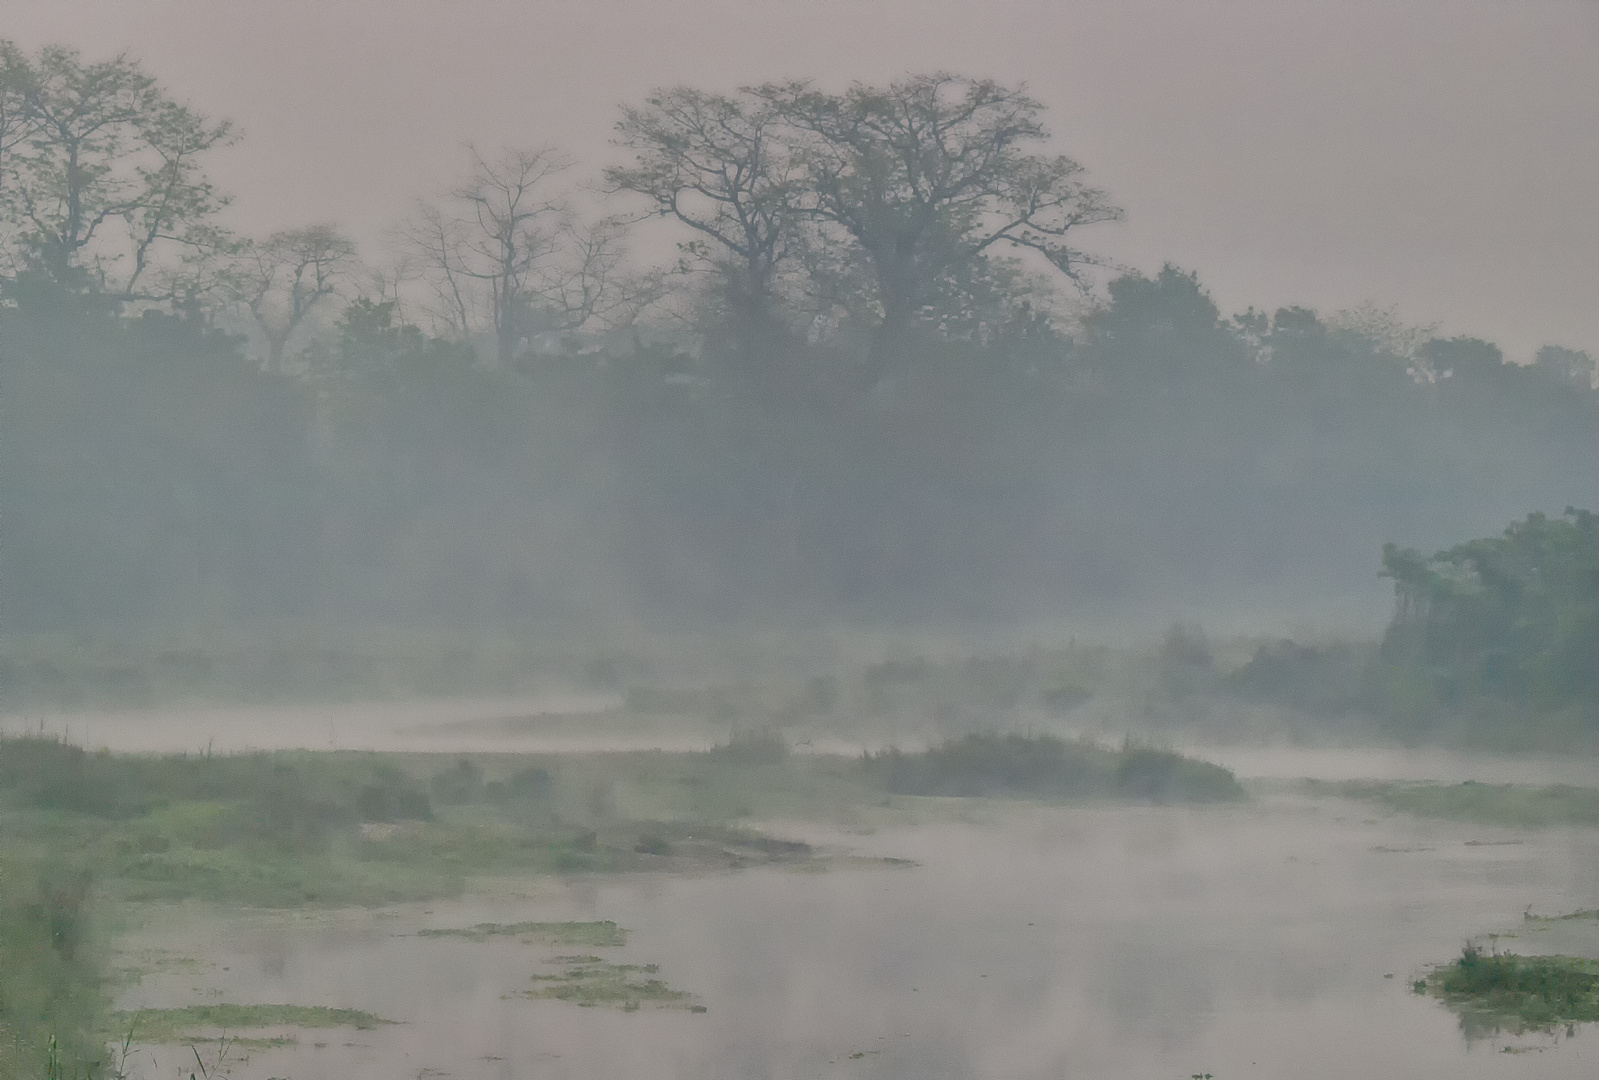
[1417,945,1599,1035]
[111,1004,394,1044]
[418,920,627,946]
[524,955,694,1010]
[1529,908,1599,922]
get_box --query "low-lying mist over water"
[3,5,1598,1079]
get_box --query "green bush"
[861,734,1243,803]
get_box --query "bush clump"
[703,729,788,765]
[860,734,1243,802]
[1423,944,1599,1034]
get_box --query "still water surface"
[114,790,1599,1080]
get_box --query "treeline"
[1381,510,1599,736]
[1216,510,1599,744]
[1,43,1597,645]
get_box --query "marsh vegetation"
[1,18,1596,1080]
[1419,945,1599,1037]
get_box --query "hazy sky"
[8,0,1597,359]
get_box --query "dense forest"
[2,41,1597,651]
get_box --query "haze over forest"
[3,6,1599,649]
[7,0,1599,359]
[3,11,1599,651]
[7,9,1599,1080]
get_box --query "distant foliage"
[704,728,789,766]
[1380,509,1599,727]
[861,734,1243,803]
[0,736,431,833]
[1,40,1597,652]
[1223,639,1374,717]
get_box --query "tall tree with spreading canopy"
[607,87,806,362]
[755,73,1121,380]
[0,42,234,296]
[0,42,36,203]
[236,224,360,370]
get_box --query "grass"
[1419,944,1599,1035]
[524,956,695,1011]
[0,853,105,1080]
[0,733,1238,911]
[0,737,826,910]
[417,920,627,946]
[0,729,1235,1072]
[1307,779,1599,828]
[109,1004,393,1044]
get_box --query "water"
[112,788,1599,1080]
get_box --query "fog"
[8,0,1599,361]
[3,3,1599,1079]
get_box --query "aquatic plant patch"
[1418,946,1599,1035]
[111,1004,395,1044]
[524,955,695,1010]
[418,920,627,946]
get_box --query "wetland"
[7,706,1599,1080]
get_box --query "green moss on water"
[418,920,627,946]
[525,956,694,1010]
[110,1004,394,1044]
[1420,946,1599,1035]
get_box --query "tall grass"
[0,854,106,1080]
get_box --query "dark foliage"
[860,734,1243,802]
[1380,509,1599,729]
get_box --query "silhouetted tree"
[607,87,805,362]
[236,224,360,370]
[754,73,1120,380]
[0,42,234,294]
[402,147,625,366]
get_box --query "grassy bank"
[0,733,1242,909]
[1305,779,1599,828]
[0,852,107,1080]
[0,730,1239,1074]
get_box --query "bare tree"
[755,73,1121,378]
[607,87,805,357]
[237,224,359,370]
[401,147,628,366]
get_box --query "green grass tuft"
[1420,945,1599,1035]
[417,921,627,946]
[110,1004,393,1044]
[524,957,693,1010]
